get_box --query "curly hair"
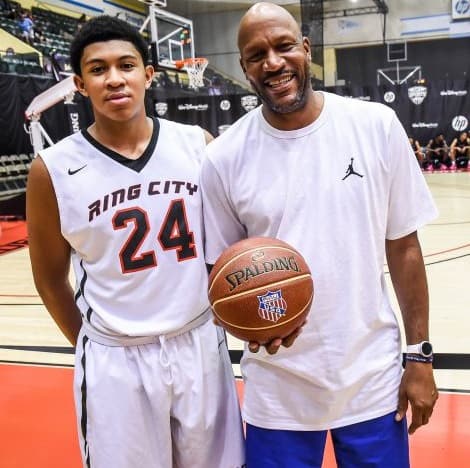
[70,15,149,75]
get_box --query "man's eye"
[122,63,135,69]
[279,43,295,52]
[247,53,264,63]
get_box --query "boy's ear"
[73,74,87,96]
[145,64,154,89]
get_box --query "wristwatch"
[406,341,433,358]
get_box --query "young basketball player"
[201,3,438,467]
[26,15,245,468]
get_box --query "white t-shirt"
[201,91,438,430]
[40,118,210,338]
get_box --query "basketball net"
[176,58,208,89]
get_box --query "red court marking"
[0,364,81,468]
[0,221,27,246]
[1,365,468,467]
[0,221,28,255]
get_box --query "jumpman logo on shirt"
[342,158,364,180]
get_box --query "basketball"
[208,237,314,344]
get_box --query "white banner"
[40,0,104,16]
[40,0,146,25]
[102,1,146,29]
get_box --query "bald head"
[238,2,301,52]
[236,1,315,127]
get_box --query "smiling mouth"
[265,73,294,88]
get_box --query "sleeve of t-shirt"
[386,112,438,240]
[200,156,246,264]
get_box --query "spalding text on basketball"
[225,256,300,291]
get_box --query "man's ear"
[239,57,246,75]
[303,36,311,58]
[73,74,87,96]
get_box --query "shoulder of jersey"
[39,130,85,158]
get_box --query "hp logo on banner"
[452,115,468,132]
[455,0,470,15]
[384,91,395,103]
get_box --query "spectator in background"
[409,136,425,166]
[209,74,223,95]
[426,133,451,170]
[18,9,34,45]
[34,25,47,44]
[450,131,470,169]
[49,48,69,81]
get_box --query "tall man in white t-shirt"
[201,3,439,467]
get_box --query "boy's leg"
[331,411,410,468]
[246,424,327,468]
[74,332,173,468]
[170,322,245,468]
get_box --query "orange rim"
[174,57,208,69]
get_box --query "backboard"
[139,1,195,71]
[139,0,167,6]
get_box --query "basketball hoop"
[175,58,208,89]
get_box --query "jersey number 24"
[112,199,196,273]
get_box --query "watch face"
[421,341,433,356]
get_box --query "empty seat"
[0,61,10,73]
[14,63,26,74]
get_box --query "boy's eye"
[90,66,104,73]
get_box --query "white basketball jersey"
[40,118,210,338]
[202,92,438,430]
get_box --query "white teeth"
[268,74,293,86]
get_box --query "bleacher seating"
[31,5,77,57]
[0,1,78,76]
[0,54,42,74]
[0,1,248,92]
[0,152,32,201]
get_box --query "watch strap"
[405,354,433,364]
[406,343,421,354]
[406,340,433,357]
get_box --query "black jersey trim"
[80,335,91,468]
[81,118,160,173]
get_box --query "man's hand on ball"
[248,322,306,355]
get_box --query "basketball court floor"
[0,171,469,467]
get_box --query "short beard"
[251,61,311,114]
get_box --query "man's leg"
[331,412,409,468]
[246,424,327,468]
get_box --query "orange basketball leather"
[208,237,314,344]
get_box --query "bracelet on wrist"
[405,354,433,364]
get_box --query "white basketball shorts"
[74,320,245,468]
